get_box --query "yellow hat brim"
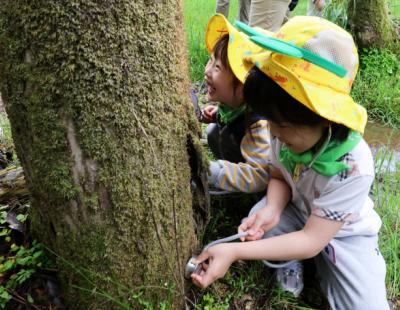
[205,14,266,83]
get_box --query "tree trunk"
[0,1,207,308]
[348,0,399,48]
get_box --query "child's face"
[268,121,326,154]
[204,54,243,108]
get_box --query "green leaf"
[2,259,16,272]
[15,269,35,284]
[16,256,31,265]
[32,250,43,259]
[16,214,28,223]
[0,228,10,237]
[0,286,11,301]
[0,211,7,224]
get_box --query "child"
[202,14,270,193]
[191,16,389,309]
[308,0,325,17]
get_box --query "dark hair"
[244,67,349,141]
[212,34,241,90]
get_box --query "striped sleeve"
[208,120,271,193]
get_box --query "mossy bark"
[0,1,206,308]
[348,0,399,48]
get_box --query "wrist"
[207,160,222,187]
[266,202,286,215]
[228,242,243,262]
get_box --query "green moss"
[348,0,398,48]
[0,1,200,308]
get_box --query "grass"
[183,0,219,83]
[374,147,400,302]
[184,0,400,308]
[352,48,400,127]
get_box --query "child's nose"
[204,65,211,77]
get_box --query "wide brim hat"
[205,14,268,83]
[239,16,367,133]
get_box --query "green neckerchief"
[218,104,246,124]
[279,130,362,177]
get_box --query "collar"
[279,128,362,177]
[218,104,246,124]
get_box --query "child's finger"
[238,228,247,242]
[239,216,253,231]
[238,217,255,241]
[204,109,215,118]
[202,112,212,121]
[249,214,267,233]
[191,261,218,288]
[193,250,211,265]
[245,229,264,241]
[191,272,212,288]
[203,113,213,121]
[204,106,217,116]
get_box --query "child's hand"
[191,243,235,288]
[201,105,218,123]
[239,206,281,241]
[314,0,325,11]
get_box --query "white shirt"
[270,137,382,237]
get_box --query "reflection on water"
[364,122,400,173]
[364,122,400,150]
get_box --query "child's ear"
[236,83,244,98]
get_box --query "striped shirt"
[208,119,270,192]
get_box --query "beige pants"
[216,0,289,31]
[216,0,251,23]
[249,0,291,31]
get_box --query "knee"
[206,123,218,143]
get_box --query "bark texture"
[348,0,399,48]
[0,1,206,308]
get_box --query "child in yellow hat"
[191,16,389,309]
[201,14,270,193]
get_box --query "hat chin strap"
[307,124,332,169]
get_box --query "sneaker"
[276,260,304,297]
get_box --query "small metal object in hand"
[184,257,202,279]
[184,231,248,279]
[185,231,297,279]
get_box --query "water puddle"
[364,122,400,173]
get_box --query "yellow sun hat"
[205,14,269,83]
[238,16,367,133]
